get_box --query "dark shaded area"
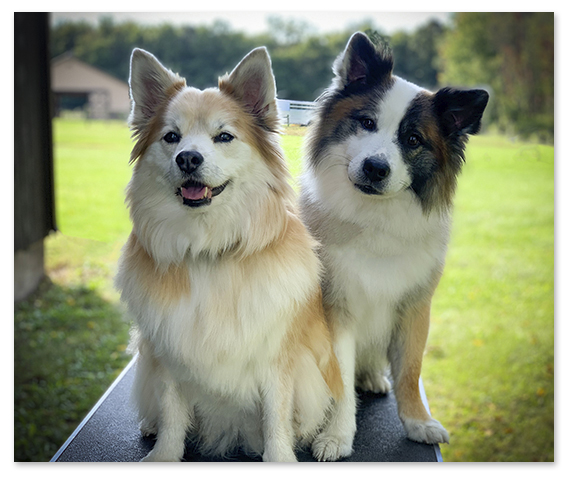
[14,12,55,252]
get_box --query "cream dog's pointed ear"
[128,48,185,130]
[219,47,278,123]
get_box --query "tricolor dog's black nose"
[362,156,390,182]
[176,150,204,174]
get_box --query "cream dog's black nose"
[176,150,204,174]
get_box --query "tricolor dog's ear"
[433,88,490,137]
[219,47,278,123]
[333,31,394,91]
[128,48,185,131]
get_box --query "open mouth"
[176,179,230,208]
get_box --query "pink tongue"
[182,185,209,200]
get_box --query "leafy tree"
[390,20,445,89]
[267,15,316,45]
[50,14,552,138]
[271,34,346,100]
[50,20,94,58]
[439,12,553,139]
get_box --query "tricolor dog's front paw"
[402,417,450,444]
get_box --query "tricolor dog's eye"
[214,132,234,143]
[163,131,181,144]
[407,134,421,147]
[360,118,376,131]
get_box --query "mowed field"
[15,119,554,461]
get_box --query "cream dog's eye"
[214,132,234,143]
[163,131,181,144]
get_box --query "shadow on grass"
[14,278,131,462]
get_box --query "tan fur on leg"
[389,298,449,444]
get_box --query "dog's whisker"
[320,162,347,175]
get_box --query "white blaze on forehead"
[164,87,234,135]
[377,77,425,135]
[342,76,428,199]
[345,77,425,160]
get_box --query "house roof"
[51,53,128,93]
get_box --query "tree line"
[51,13,553,140]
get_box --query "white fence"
[276,99,316,126]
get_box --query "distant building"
[51,53,130,119]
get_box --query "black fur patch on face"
[397,88,488,213]
[397,93,455,213]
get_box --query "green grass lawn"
[14,119,553,462]
[427,135,554,461]
[52,119,133,243]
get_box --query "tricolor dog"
[115,47,342,462]
[299,32,488,461]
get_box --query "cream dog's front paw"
[311,431,353,462]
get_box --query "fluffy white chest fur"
[339,210,446,346]
[124,247,315,400]
[302,171,450,329]
[117,224,339,459]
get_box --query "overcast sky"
[50,11,452,36]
